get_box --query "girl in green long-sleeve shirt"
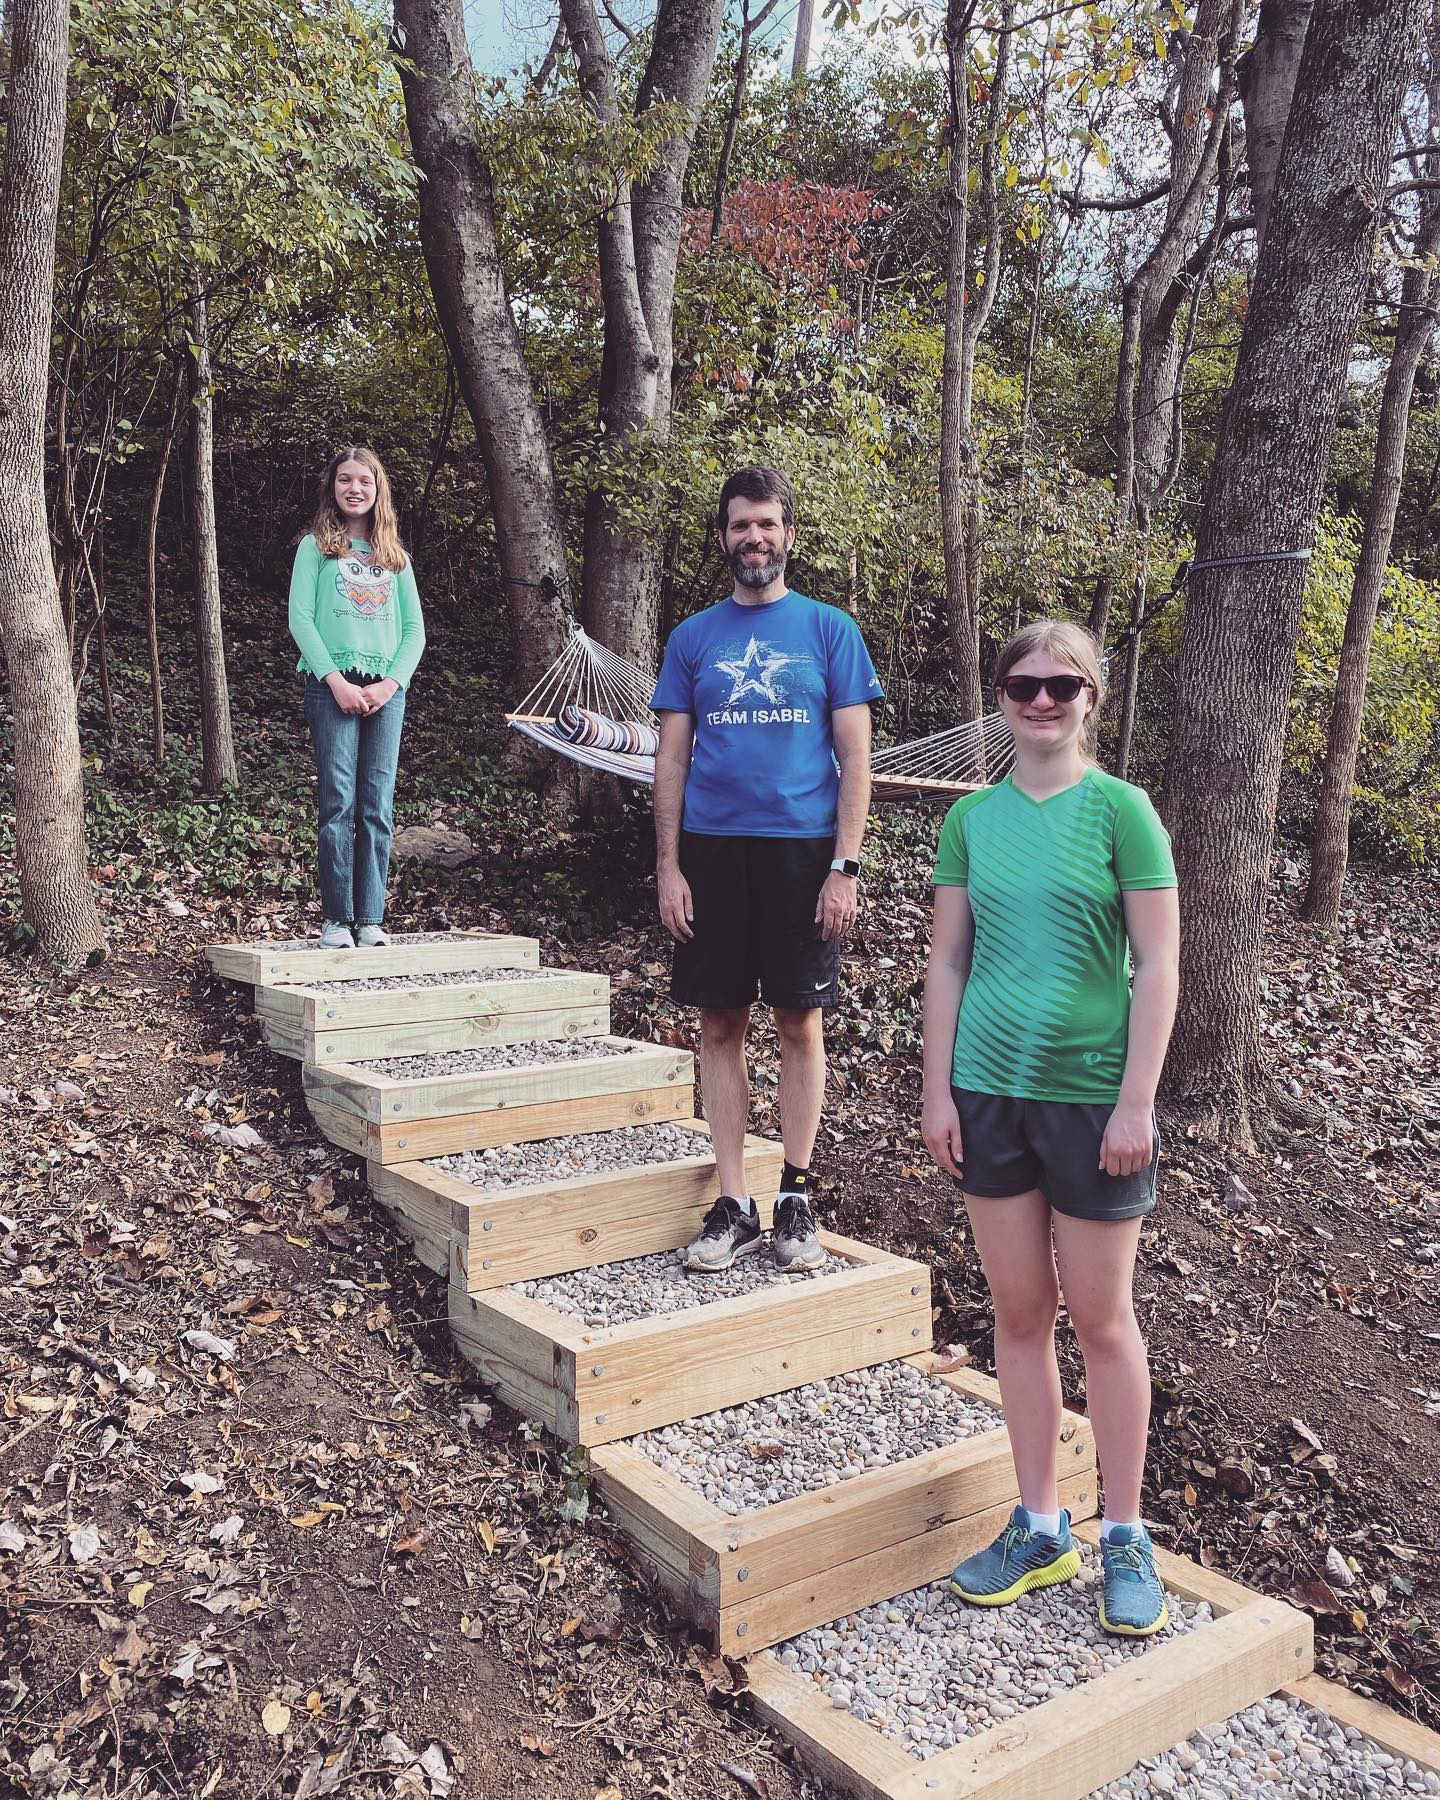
[288,446,426,949]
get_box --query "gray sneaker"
[684,1196,762,1271]
[357,924,392,947]
[319,921,355,949]
[772,1192,824,1270]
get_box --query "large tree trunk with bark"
[1301,190,1440,926]
[938,0,1014,722]
[393,0,572,694]
[1162,0,1425,1147]
[187,285,237,791]
[1237,0,1316,252]
[560,0,725,669]
[0,0,106,962]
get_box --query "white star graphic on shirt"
[716,636,794,704]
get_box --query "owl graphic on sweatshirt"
[336,552,393,618]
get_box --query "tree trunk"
[939,0,1013,721]
[1301,193,1440,925]
[561,0,725,669]
[186,284,236,791]
[394,0,575,695]
[711,0,778,244]
[1237,0,1316,253]
[145,358,184,765]
[1161,0,1424,1146]
[790,0,814,79]
[0,0,106,963]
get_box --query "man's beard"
[729,546,787,589]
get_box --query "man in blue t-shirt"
[651,466,883,1274]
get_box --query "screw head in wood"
[397,1139,407,1147]
[728,1539,740,1553]
[595,1413,607,1424]
[592,1364,604,1376]
[482,1260,493,1270]
[393,1102,403,1112]
[735,1623,747,1637]
[911,1328,921,1337]
[911,1284,921,1295]
[483,1220,494,1231]
[327,1010,336,1019]
[736,1568,748,1582]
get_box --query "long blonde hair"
[308,446,407,571]
[992,619,1105,757]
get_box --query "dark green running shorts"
[950,1086,1159,1221]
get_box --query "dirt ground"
[2,847,1437,1798]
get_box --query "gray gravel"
[629,1360,1001,1513]
[512,1243,848,1327]
[1086,1695,1440,1796]
[775,1547,1208,1759]
[313,968,571,993]
[430,1122,710,1190]
[355,1039,642,1077]
[258,932,489,949]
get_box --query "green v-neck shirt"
[932,768,1176,1103]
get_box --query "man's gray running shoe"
[772,1192,824,1270]
[684,1196,762,1271]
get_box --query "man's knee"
[700,1006,750,1049]
[772,1006,824,1049]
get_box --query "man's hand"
[325,673,372,715]
[1099,1100,1154,1177]
[922,1091,965,1178]
[658,865,694,942]
[815,870,858,942]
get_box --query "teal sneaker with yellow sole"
[949,1506,1081,1606]
[1098,1524,1170,1636]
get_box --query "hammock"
[505,623,1012,799]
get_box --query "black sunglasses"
[997,673,1093,703]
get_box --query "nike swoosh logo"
[814,980,829,990]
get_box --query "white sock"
[1020,1507,1061,1536]
[732,1195,755,1215]
[1100,1516,1142,1541]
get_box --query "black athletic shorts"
[951,1087,1159,1221]
[671,831,840,1010]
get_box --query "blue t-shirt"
[650,591,883,836]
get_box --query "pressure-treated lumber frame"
[303,1037,694,1163]
[592,1360,1097,1655]
[744,1523,1314,1800]
[256,967,609,1063]
[206,929,539,987]
[449,1232,932,1446]
[1282,1672,1440,1774]
[370,1121,783,1286]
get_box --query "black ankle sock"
[780,1162,811,1197]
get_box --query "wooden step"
[369,1121,783,1286]
[257,967,610,1063]
[745,1523,1316,1800]
[303,1037,694,1164]
[206,929,539,987]
[592,1360,1097,1656]
[449,1230,932,1445]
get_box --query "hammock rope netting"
[506,623,1015,799]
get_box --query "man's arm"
[655,709,695,942]
[816,701,873,941]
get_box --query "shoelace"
[1103,1540,1150,1582]
[701,1200,743,1239]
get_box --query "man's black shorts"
[672,831,839,1009]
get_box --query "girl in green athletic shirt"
[288,447,426,949]
[920,620,1180,1636]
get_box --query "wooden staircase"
[208,930,1440,1800]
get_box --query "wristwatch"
[829,857,861,878]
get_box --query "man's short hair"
[716,466,795,537]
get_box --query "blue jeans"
[303,675,407,925]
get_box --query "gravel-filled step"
[430,1122,709,1190]
[1087,1694,1440,1797]
[776,1547,1208,1760]
[258,931,486,949]
[629,1360,1001,1514]
[313,967,575,993]
[353,1039,643,1077]
[511,1242,847,1327]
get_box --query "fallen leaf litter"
[511,1243,847,1326]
